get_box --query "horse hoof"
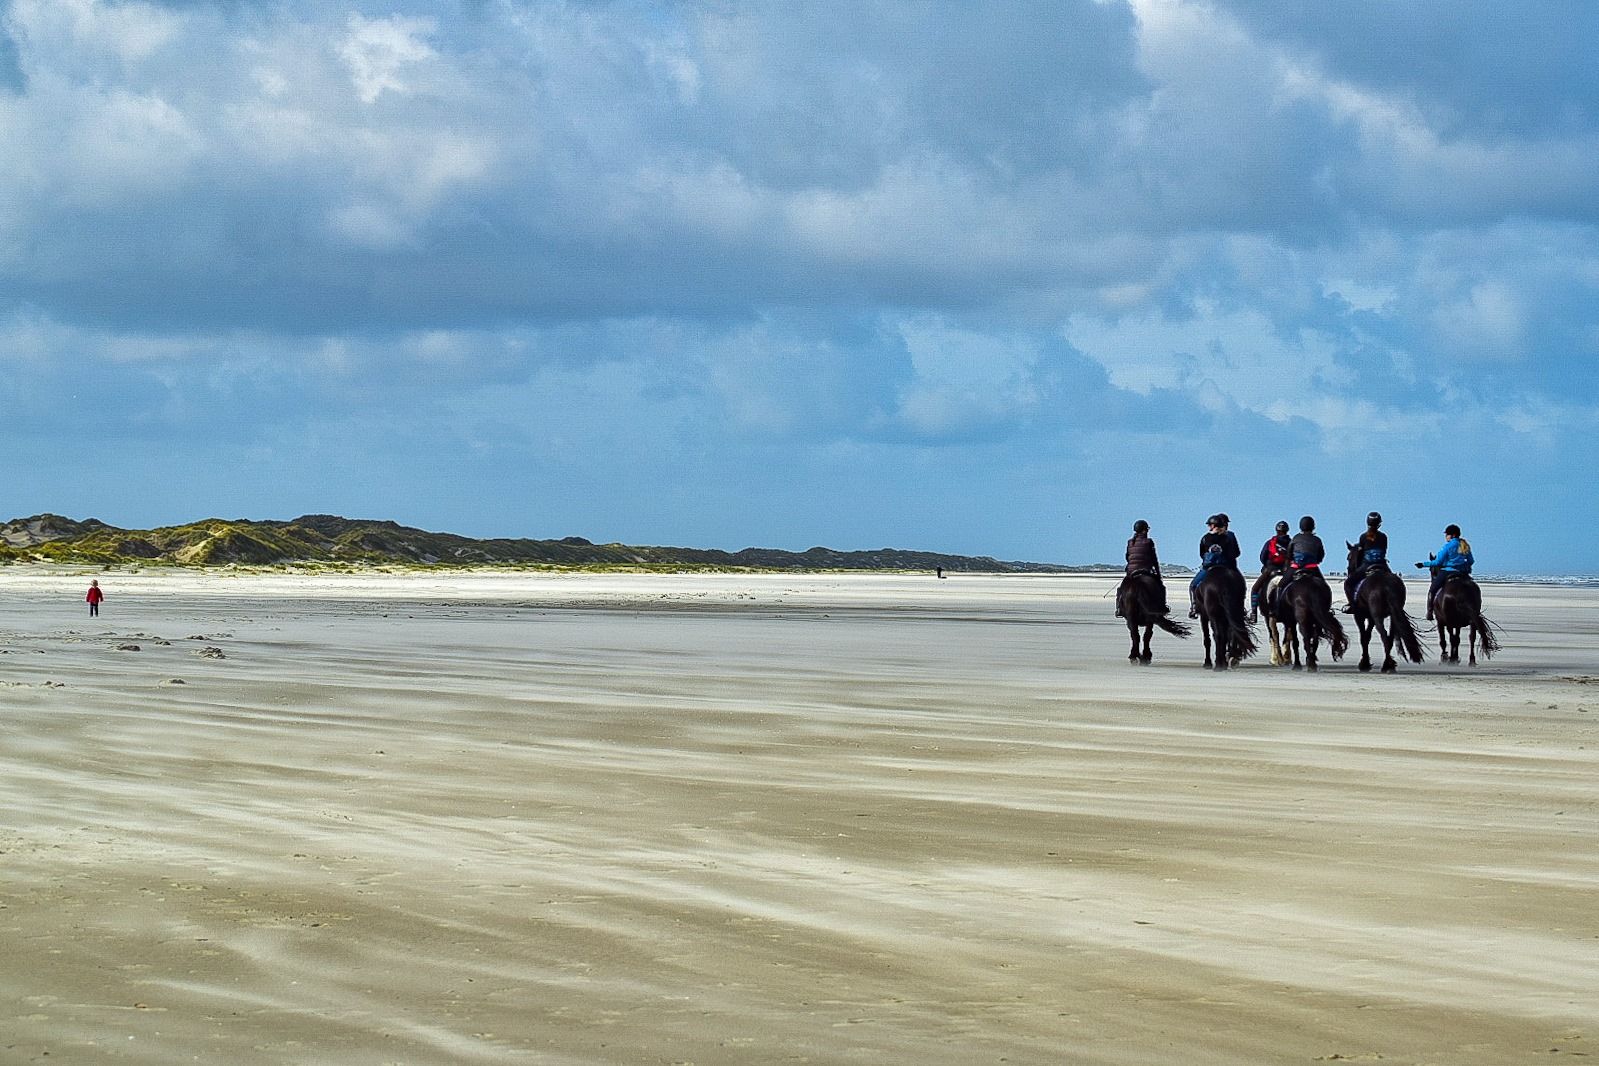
[1140,654,1152,665]
[1307,664,1318,673]
[1382,661,1397,673]
[1358,661,1372,673]
[1291,663,1302,671]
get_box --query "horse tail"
[1226,589,1257,661]
[1154,615,1192,638]
[1471,613,1501,658]
[1317,604,1349,660]
[1390,604,1428,663]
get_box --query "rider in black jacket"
[1189,513,1242,619]
[1342,511,1389,612]
[1284,516,1326,589]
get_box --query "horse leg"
[1468,623,1478,667]
[1212,616,1229,671]
[1379,614,1398,673]
[1201,615,1213,669]
[1140,624,1153,664]
[1127,619,1140,662]
[1303,621,1319,672]
[1356,614,1373,672]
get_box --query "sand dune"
[1,570,1595,1064]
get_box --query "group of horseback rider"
[1117,513,1475,623]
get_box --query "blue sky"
[2,1,1596,573]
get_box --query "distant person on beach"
[86,579,104,617]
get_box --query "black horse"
[1432,574,1499,665]
[1344,542,1427,673]
[1272,569,1348,672]
[1194,568,1256,671]
[1116,571,1190,663]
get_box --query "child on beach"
[86,579,104,617]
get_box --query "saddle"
[1351,561,1391,601]
[1279,566,1325,597]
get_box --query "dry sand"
[1,568,1595,1065]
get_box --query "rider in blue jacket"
[1416,523,1474,621]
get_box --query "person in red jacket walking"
[86,579,104,617]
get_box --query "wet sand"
[1,569,1595,1065]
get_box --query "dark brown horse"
[1116,571,1190,663]
[1432,575,1500,665]
[1272,569,1348,672]
[1195,568,1256,671]
[1344,542,1427,673]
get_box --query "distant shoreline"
[0,560,1591,585]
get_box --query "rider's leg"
[1188,569,1205,618]
[1426,572,1443,620]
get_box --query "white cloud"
[1065,304,1363,429]
[1433,279,1526,360]
[340,15,436,104]
[9,0,181,67]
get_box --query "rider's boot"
[1188,591,1198,619]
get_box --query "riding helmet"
[1206,514,1222,527]
[1133,519,1149,533]
[1445,523,1461,538]
[1299,515,1315,532]
[1215,513,1230,527]
[1275,520,1289,534]
[1367,511,1382,526]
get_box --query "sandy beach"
[1,568,1595,1065]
